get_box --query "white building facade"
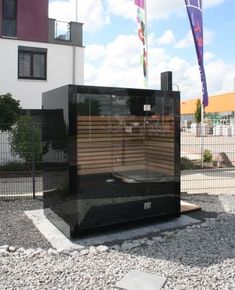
[0,0,84,108]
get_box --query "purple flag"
[185,0,208,106]
[135,0,144,9]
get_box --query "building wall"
[181,93,235,115]
[0,0,2,37]
[0,38,84,108]
[17,0,48,42]
[0,0,48,42]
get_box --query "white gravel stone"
[152,236,164,243]
[0,245,9,251]
[96,245,109,252]
[111,245,121,251]
[121,241,139,251]
[0,193,234,290]
[0,248,8,255]
[8,246,16,252]
[79,249,89,256]
[48,248,59,255]
[146,239,155,246]
[88,246,97,255]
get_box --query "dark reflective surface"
[42,85,180,238]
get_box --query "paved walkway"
[181,168,235,195]
[0,169,235,198]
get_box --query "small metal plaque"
[144,202,152,210]
[144,104,151,111]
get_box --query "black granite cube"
[42,85,180,238]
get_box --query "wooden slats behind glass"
[77,116,175,176]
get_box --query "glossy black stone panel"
[42,85,180,238]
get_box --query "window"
[18,46,47,80]
[2,0,17,37]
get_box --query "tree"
[203,149,213,163]
[10,115,42,162]
[194,99,201,136]
[194,99,201,123]
[0,93,21,131]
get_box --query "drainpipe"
[72,46,76,84]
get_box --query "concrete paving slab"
[25,209,84,251]
[25,209,200,251]
[115,270,166,290]
[181,200,201,213]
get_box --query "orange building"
[181,92,235,124]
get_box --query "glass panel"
[2,0,17,37]
[2,19,16,37]
[147,92,175,184]
[33,54,45,78]
[77,93,112,197]
[163,93,175,180]
[3,0,16,19]
[111,93,147,183]
[18,53,31,78]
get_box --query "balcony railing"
[54,20,71,41]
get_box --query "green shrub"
[203,149,213,163]
[0,161,42,172]
[181,157,195,170]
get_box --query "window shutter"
[2,0,17,37]
[19,53,31,78]
[33,54,45,78]
[3,0,17,19]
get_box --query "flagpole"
[201,0,204,167]
[201,99,204,167]
[144,0,149,89]
[75,0,78,22]
[73,0,78,84]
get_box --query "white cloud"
[204,29,215,45]
[85,45,106,61]
[205,60,235,95]
[84,33,235,100]
[106,0,227,21]
[49,0,233,99]
[204,0,227,8]
[85,34,142,87]
[105,0,183,21]
[49,0,227,33]
[204,52,216,62]
[106,0,136,20]
[175,29,214,48]
[175,31,193,48]
[157,30,176,45]
[49,0,109,32]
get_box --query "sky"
[49,0,235,100]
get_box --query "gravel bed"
[0,199,51,249]
[0,193,234,289]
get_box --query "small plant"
[181,157,195,170]
[203,149,213,163]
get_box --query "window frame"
[2,0,17,37]
[18,46,47,80]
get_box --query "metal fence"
[0,122,43,199]
[181,123,235,194]
[1,122,235,200]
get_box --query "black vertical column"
[161,71,172,91]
